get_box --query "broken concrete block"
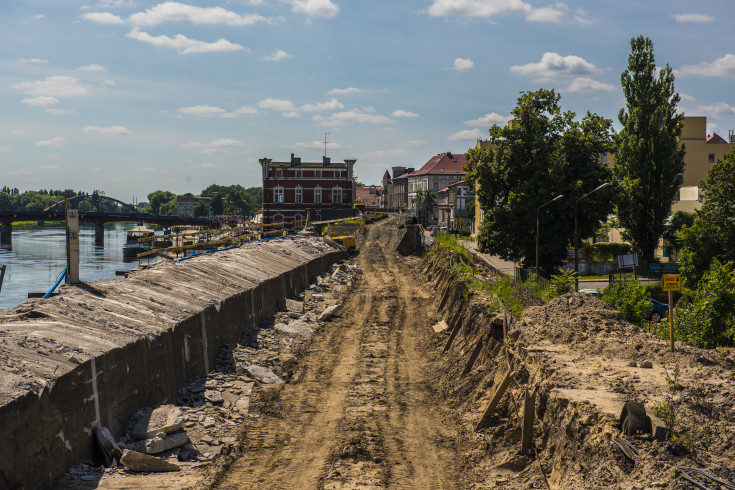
[235,397,250,414]
[202,417,216,428]
[143,432,189,455]
[204,390,224,404]
[131,406,185,440]
[120,449,180,472]
[304,290,313,301]
[93,426,123,465]
[284,299,304,313]
[648,414,668,442]
[640,360,653,368]
[318,304,340,322]
[246,365,284,384]
[275,320,314,336]
[432,320,449,333]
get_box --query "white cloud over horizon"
[300,98,343,111]
[13,76,91,97]
[35,137,65,148]
[178,105,227,116]
[288,0,339,18]
[510,52,600,79]
[676,53,735,78]
[128,2,276,26]
[258,98,297,111]
[448,128,484,140]
[313,109,392,126]
[22,96,61,107]
[80,12,125,24]
[426,0,575,23]
[126,28,246,54]
[564,77,616,92]
[392,110,420,118]
[264,49,292,61]
[452,58,474,72]
[83,125,131,135]
[672,13,714,23]
[695,102,735,119]
[328,87,365,95]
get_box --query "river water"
[0,222,151,310]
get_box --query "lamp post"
[574,182,612,291]
[536,194,564,275]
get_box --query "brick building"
[259,154,357,226]
[407,152,466,222]
[177,193,211,217]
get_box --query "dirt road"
[214,219,468,489]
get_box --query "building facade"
[437,181,475,228]
[177,193,211,217]
[407,152,466,222]
[259,154,357,226]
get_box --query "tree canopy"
[464,88,614,274]
[614,36,685,262]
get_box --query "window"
[434,181,439,190]
[295,186,303,203]
[332,187,342,203]
[334,170,342,178]
[275,169,283,178]
[709,153,715,163]
[315,170,322,178]
[314,186,322,203]
[296,170,302,178]
[273,187,284,203]
[600,153,608,162]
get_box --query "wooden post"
[462,337,484,377]
[475,368,514,431]
[521,390,536,454]
[441,319,463,355]
[668,290,674,353]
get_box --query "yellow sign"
[662,274,681,291]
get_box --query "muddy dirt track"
[214,218,469,489]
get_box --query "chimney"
[323,156,331,165]
[446,152,452,158]
[290,153,301,165]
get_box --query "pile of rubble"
[58,259,362,485]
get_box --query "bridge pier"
[94,223,105,246]
[0,224,11,245]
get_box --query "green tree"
[679,147,735,285]
[210,192,224,215]
[225,188,252,216]
[601,280,651,324]
[662,210,695,257]
[146,190,175,215]
[465,199,475,222]
[414,189,435,226]
[193,201,209,218]
[614,36,685,262]
[464,89,614,274]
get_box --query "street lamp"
[536,194,564,275]
[574,182,612,291]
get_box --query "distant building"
[177,193,211,217]
[437,181,474,228]
[381,166,413,211]
[355,185,382,208]
[259,154,357,226]
[407,152,466,223]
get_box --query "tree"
[414,189,435,226]
[465,199,475,222]
[679,147,735,285]
[146,190,175,215]
[662,210,695,257]
[193,201,209,218]
[210,192,224,215]
[464,88,614,274]
[614,36,685,262]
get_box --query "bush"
[675,259,735,348]
[582,242,633,262]
[550,269,577,296]
[601,280,651,323]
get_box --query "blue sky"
[1,0,734,201]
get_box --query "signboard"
[567,249,585,260]
[617,253,638,269]
[662,274,681,291]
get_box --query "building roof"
[356,186,382,207]
[382,170,391,182]
[412,152,466,176]
[437,180,467,193]
[707,133,729,144]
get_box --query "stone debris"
[60,258,361,482]
[120,449,180,472]
[246,365,284,385]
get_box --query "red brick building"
[259,154,357,226]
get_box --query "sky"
[1,0,734,202]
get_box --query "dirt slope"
[214,217,468,488]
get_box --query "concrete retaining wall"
[0,237,344,489]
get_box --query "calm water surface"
[0,222,154,310]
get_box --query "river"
[0,222,154,310]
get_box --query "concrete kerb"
[0,237,345,489]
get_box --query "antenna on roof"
[322,132,330,157]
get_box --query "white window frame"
[295,186,303,204]
[274,186,284,203]
[275,169,283,178]
[332,187,343,203]
[314,186,322,203]
[314,170,322,178]
[295,169,302,178]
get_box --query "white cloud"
[313,109,392,126]
[264,49,292,61]
[392,110,420,118]
[178,105,227,116]
[199,162,216,168]
[464,112,507,126]
[101,79,116,87]
[510,52,599,78]
[405,139,427,146]
[448,128,484,140]
[12,130,27,135]
[19,58,49,64]
[128,2,275,26]
[564,77,616,92]
[126,28,246,54]
[13,76,91,97]
[696,102,735,119]
[673,13,714,23]
[282,111,301,118]
[235,105,258,114]
[35,137,65,148]
[676,53,735,78]
[46,109,68,116]
[300,98,343,111]
[452,58,474,72]
[328,87,365,95]
[293,140,343,150]
[79,64,106,71]
[22,96,61,107]
[80,12,126,24]
[211,138,243,148]
[83,125,131,135]
[258,98,297,111]
[679,93,696,102]
[183,138,244,154]
[0,146,11,152]
[427,0,569,22]
[289,0,339,18]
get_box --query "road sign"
[662,274,681,291]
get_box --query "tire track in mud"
[215,220,464,489]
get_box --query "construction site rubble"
[58,259,361,486]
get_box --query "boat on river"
[122,226,155,257]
